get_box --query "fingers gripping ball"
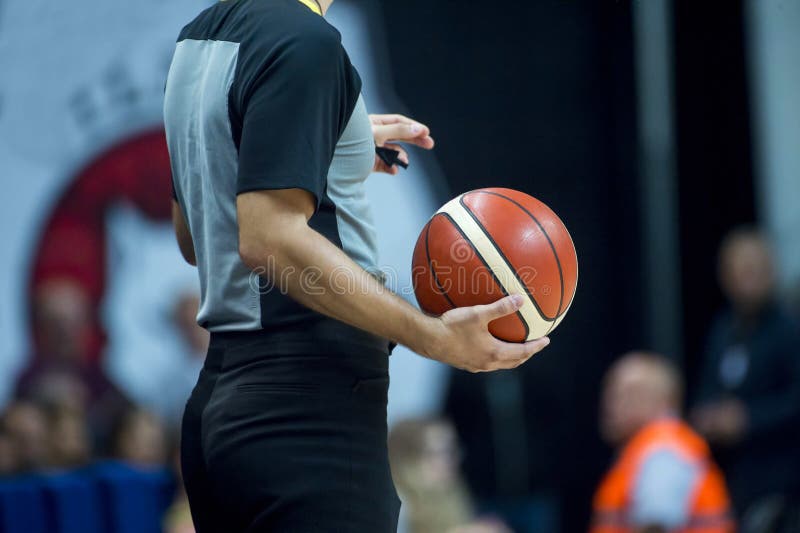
[412,188,578,342]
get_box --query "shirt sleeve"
[235,30,360,206]
[630,448,701,529]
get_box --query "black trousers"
[181,332,401,532]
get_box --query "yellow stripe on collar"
[297,0,322,15]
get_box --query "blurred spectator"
[173,292,209,357]
[689,228,800,525]
[155,291,207,427]
[172,292,209,416]
[164,443,194,533]
[26,278,92,374]
[46,403,91,469]
[0,399,91,473]
[2,400,50,472]
[0,427,19,476]
[388,417,511,533]
[592,352,733,533]
[16,278,131,453]
[111,408,169,468]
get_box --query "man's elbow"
[238,238,261,270]
[238,233,281,272]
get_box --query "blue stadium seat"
[91,461,174,533]
[0,477,48,533]
[0,464,174,533]
[40,471,104,533]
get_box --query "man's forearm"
[240,218,440,357]
[236,188,547,372]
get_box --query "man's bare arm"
[172,200,196,266]
[237,188,550,371]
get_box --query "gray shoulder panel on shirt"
[165,39,262,331]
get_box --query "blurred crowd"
[2,225,799,533]
[689,228,800,529]
[389,227,800,533]
[0,281,204,532]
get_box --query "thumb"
[477,294,525,323]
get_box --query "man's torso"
[164,0,385,351]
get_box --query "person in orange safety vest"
[591,352,735,533]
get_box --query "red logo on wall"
[29,129,173,363]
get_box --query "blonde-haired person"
[390,418,511,533]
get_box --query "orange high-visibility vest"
[591,418,735,533]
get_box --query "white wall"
[0,0,449,421]
[0,0,215,404]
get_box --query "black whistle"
[375,146,409,169]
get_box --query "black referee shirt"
[164,0,389,353]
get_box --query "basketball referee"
[164,0,551,531]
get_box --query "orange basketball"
[412,188,578,342]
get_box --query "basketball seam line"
[437,211,531,341]
[424,219,457,310]
[469,190,576,335]
[438,198,547,340]
[438,195,554,338]
[459,194,561,325]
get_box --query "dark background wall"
[380,2,643,530]
[380,0,757,530]
[672,0,757,389]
